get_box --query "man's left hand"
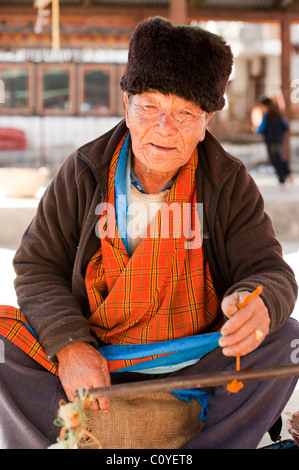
[219,291,271,357]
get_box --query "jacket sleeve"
[13,154,98,361]
[221,164,298,333]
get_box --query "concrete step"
[254,173,299,243]
[0,197,39,248]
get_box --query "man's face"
[124,91,213,174]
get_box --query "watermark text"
[291,338,299,364]
[95,201,203,250]
[0,338,5,363]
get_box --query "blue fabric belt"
[98,332,221,422]
[98,332,221,372]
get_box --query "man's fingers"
[219,322,266,355]
[97,398,109,413]
[225,303,239,318]
[67,386,110,412]
[221,293,239,319]
[221,290,260,320]
[221,302,254,336]
[64,387,74,404]
[220,290,270,357]
[220,327,266,357]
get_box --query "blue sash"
[98,332,221,422]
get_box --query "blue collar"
[130,166,175,194]
[114,132,131,254]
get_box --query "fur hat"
[120,17,233,113]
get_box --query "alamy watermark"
[0,338,4,363]
[291,338,299,364]
[95,200,203,250]
[291,79,299,104]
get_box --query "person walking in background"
[257,97,293,187]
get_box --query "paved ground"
[0,169,298,448]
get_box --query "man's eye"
[139,105,159,114]
[135,104,156,112]
[181,110,192,116]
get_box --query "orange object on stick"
[226,378,244,393]
[226,286,263,393]
[236,353,240,372]
[237,285,263,309]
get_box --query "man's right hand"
[56,342,111,412]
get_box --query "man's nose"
[154,112,177,134]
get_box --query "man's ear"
[123,92,130,128]
[198,111,215,141]
[207,111,214,124]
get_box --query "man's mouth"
[150,143,176,151]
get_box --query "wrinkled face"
[124,91,213,174]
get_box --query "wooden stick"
[74,363,299,400]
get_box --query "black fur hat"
[120,17,233,113]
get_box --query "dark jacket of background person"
[257,97,292,184]
[258,114,289,145]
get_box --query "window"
[38,64,75,115]
[79,65,116,115]
[0,62,126,116]
[0,64,34,114]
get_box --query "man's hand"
[56,342,111,412]
[219,290,271,357]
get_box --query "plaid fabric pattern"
[86,136,222,371]
[0,305,58,374]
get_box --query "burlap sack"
[79,392,203,449]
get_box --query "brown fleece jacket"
[13,120,298,360]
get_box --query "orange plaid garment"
[0,305,58,375]
[86,135,223,372]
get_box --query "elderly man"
[0,17,298,449]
